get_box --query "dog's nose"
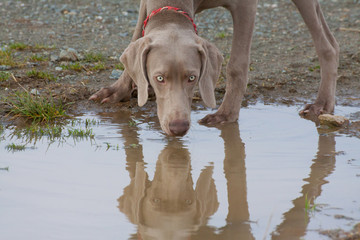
[169,120,190,136]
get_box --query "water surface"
[1,104,359,240]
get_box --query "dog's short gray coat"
[90,0,339,136]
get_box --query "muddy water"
[0,104,359,240]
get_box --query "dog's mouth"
[161,119,190,137]
[168,119,190,136]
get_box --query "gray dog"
[90,0,339,136]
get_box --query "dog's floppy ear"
[197,38,223,108]
[195,165,219,225]
[120,37,152,107]
[117,162,148,224]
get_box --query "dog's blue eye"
[156,76,164,82]
[189,75,196,81]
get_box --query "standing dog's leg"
[89,1,147,103]
[200,0,258,124]
[293,0,340,116]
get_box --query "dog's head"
[120,30,223,136]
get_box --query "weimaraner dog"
[90,0,339,136]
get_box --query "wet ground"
[1,104,360,240]
[1,0,360,239]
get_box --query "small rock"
[95,16,103,21]
[30,89,40,96]
[119,32,129,37]
[50,54,59,62]
[27,62,39,67]
[55,67,62,71]
[319,114,349,128]
[109,69,123,79]
[0,65,11,70]
[59,48,80,61]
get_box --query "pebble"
[109,69,123,79]
[27,62,39,67]
[30,89,40,96]
[0,65,11,70]
[59,48,80,61]
[119,32,129,37]
[319,114,350,128]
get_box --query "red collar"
[142,6,198,36]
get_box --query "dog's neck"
[143,7,197,37]
[143,8,197,37]
[146,1,195,16]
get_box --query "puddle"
[1,104,359,240]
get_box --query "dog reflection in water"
[118,141,219,240]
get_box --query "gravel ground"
[0,0,359,111]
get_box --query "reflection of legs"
[272,133,336,240]
[200,0,257,124]
[220,124,254,240]
[293,0,339,116]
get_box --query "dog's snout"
[169,120,190,136]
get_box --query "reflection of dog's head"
[118,142,219,240]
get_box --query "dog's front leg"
[89,1,147,103]
[294,0,339,117]
[200,0,258,124]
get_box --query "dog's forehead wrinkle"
[148,46,199,79]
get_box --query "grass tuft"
[0,49,16,66]
[90,62,106,71]
[29,54,48,62]
[84,52,106,63]
[308,65,320,72]
[115,63,124,71]
[6,143,26,152]
[61,62,83,71]
[305,193,318,216]
[9,42,29,51]
[67,128,94,139]
[0,71,11,82]
[22,123,63,140]
[128,120,137,127]
[5,91,68,122]
[26,69,57,81]
[216,32,227,39]
[33,44,56,50]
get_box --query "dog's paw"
[199,112,238,125]
[89,86,132,103]
[299,103,333,118]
